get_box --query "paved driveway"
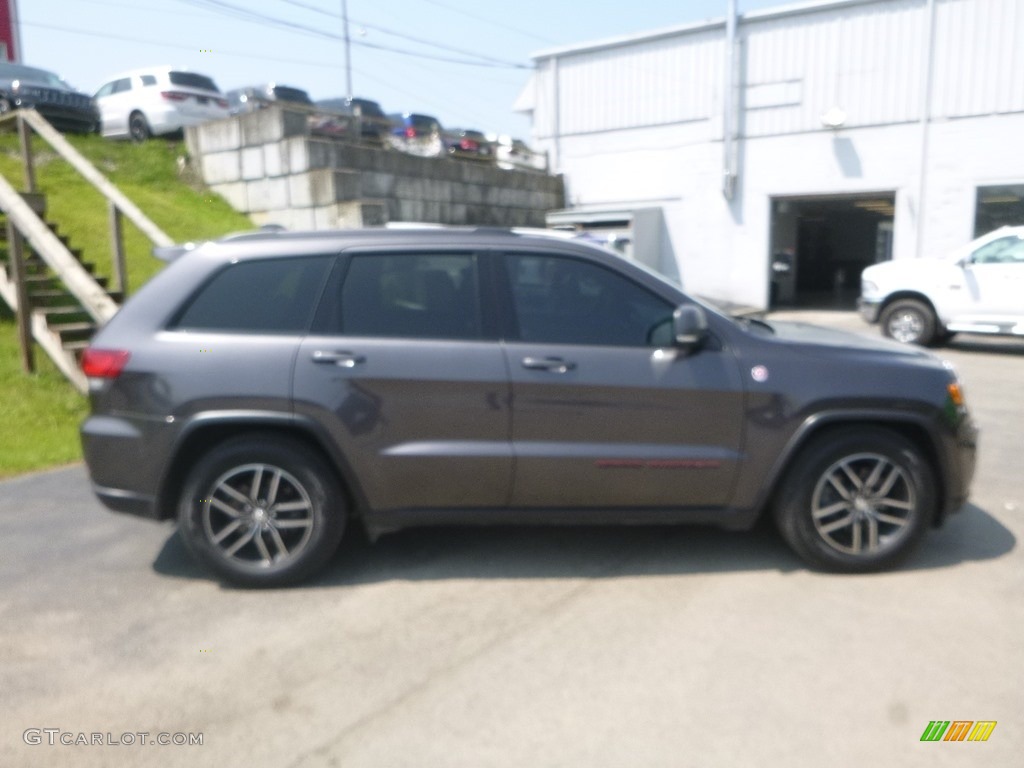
[2,311,1021,768]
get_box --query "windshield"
[0,63,68,89]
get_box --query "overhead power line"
[171,0,529,69]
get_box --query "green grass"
[0,132,254,477]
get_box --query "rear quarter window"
[171,256,333,333]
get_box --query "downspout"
[552,56,562,174]
[916,0,937,258]
[722,0,738,200]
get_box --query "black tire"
[0,98,11,116]
[128,111,151,142]
[773,428,935,573]
[881,298,936,346]
[177,434,346,587]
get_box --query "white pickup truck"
[859,226,1024,345]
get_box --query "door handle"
[522,356,576,373]
[312,350,366,368]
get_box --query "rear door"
[499,251,745,510]
[294,250,512,514]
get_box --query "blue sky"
[21,0,781,138]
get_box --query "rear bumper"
[81,413,173,520]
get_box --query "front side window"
[505,254,673,347]
[972,235,1024,265]
[172,256,332,333]
[335,253,481,340]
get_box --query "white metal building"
[516,0,1024,309]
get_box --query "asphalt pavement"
[2,310,1021,768]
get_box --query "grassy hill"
[0,131,253,477]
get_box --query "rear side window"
[172,256,332,333]
[168,71,219,92]
[332,254,481,340]
[140,75,157,86]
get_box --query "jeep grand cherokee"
[81,228,977,586]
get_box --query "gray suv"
[81,228,977,586]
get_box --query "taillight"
[160,91,189,101]
[82,349,131,379]
[215,98,228,108]
[405,126,416,138]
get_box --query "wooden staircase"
[0,109,172,393]
[0,193,125,391]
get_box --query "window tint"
[140,75,157,86]
[173,256,332,333]
[337,254,481,340]
[168,71,219,92]
[972,235,1024,264]
[506,254,673,347]
[111,78,132,94]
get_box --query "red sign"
[0,0,21,62]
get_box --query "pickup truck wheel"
[881,299,936,345]
[773,429,935,573]
[177,434,346,587]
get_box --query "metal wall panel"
[547,29,723,136]
[532,0,1024,140]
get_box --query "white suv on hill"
[859,226,1024,345]
[94,67,228,141]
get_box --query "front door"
[499,252,746,510]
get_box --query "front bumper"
[857,297,882,324]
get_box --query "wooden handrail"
[0,109,173,248]
[0,171,119,322]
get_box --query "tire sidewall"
[882,299,935,346]
[775,429,935,573]
[177,436,345,587]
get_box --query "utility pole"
[342,0,353,99]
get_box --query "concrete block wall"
[186,107,564,230]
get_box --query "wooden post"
[18,115,36,194]
[108,201,127,295]
[8,221,35,374]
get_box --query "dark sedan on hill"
[0,62,98,133]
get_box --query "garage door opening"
[769,193,895,309]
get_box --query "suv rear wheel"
[773,428,935,572]
[881,298,937,345]
[177,434,346,587]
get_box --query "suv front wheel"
[177,434,346,587]
[773,428,935,572]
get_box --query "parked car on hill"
[859,226,1024,345]
[94,67,228,141]
[386,112,443,157]
[444,128,494,161]
[226,84,314,114]
[495,136,547,171]
[0,61,98,133]
[80,226,976,587]
[314,96,389,143]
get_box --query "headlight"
[861,279,878,295]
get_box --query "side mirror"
[673,305,708,349]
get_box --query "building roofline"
[529,0,891,61]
